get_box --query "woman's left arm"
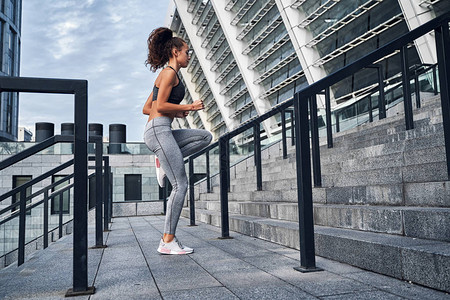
[142,92,153,115]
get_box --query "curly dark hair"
[145,27,185,72]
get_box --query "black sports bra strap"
[167,66,180,80]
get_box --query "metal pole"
[293,92,322,273]
[401,46,414,130]
[433,65,438,95]
[324,87,333,148]
[189,157,196,226]
[206,150,211,193]
[368,95,373,123]
[290,110,295,146]
[94,137,104,247]
[108,168,113,223]
[44,190,49,249]
[415,71,421,108]
[67,81,95,296]
[59,194,63,239]
[103,156,110,231]
[435,23,450,179]
[18,189,26,266]
[309,96,322,187]
[282,110,288,159]
[219,135,231,239]
[254,123,263,191]
[335,112,340,133]
[378,65,386,119]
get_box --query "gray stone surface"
[112,202,136,217]
[403,208,450,241]
[405,181,450,207]
[401,243,450,292]
[2,215,449,299]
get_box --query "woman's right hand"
[191,99,204,111]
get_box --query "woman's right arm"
[156,72,204,113]
[142,91,153,115]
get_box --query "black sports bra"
[152,66,185,105]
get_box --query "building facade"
[167,0,449,141]
[0,0,21,142]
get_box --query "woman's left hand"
[175,111,189,118]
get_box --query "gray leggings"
[144,117,212,235]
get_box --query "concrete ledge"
[182,208,450,293]
[112,201,164,217]
[188,202,450,240]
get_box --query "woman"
[143,27,212,255]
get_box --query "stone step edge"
[193,201,450,211]
[180,208,450,293]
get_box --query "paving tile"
[320,290,404,299]
[162,286,238,300]
[344,271,450,300]
[1,216,449,300]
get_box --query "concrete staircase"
[181,94,450,293]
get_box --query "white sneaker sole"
[157,247,193,255]
[155,157,166,188]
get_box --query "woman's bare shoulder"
[155,68,177,87]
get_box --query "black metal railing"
[0,77,96,295]
[184,12,450,272]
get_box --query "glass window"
[124,174,142,201]
[12,175,32,214]
[6,92,13,134]
[51,175,70,215]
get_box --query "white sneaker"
[155,156,166,188]
[157,238,194,255]
[175,237,194,253]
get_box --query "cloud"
[20,0,169,141]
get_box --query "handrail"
[0,135,74,170]
[0,76,93,295]
[291,12,449,272]
[183,12,450,274]
[0,172,99,262]
[0,173,75,225]
[0,159,74,204]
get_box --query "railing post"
[44,189,49,249]
[281,109,288,159]
[435,22,450,179]
[254,123,263,191]
[59,194,63,239]
[103,156,110,231]
[377,64,386,119]
[293,92,322,273]
[108,167,113,223]
[433,65,438,95]
[93,137,105,248]
[289,110,295,146]
[219,135,231,239]
[188,157,196,226]
[309,96,322,187]
[324,87,333,148]
[18,188,26,266]
[401,45,414,130]
[414,70,421,108]
[206,150,211,193]
[67,81,95,296]
[335,112,340,133]
[368,95,373,122]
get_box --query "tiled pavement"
[0,216,449,299]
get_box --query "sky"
[20,0,171,142]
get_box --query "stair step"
[181,208,450,293]
[188,201,450,242]
[198,179,450,207]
